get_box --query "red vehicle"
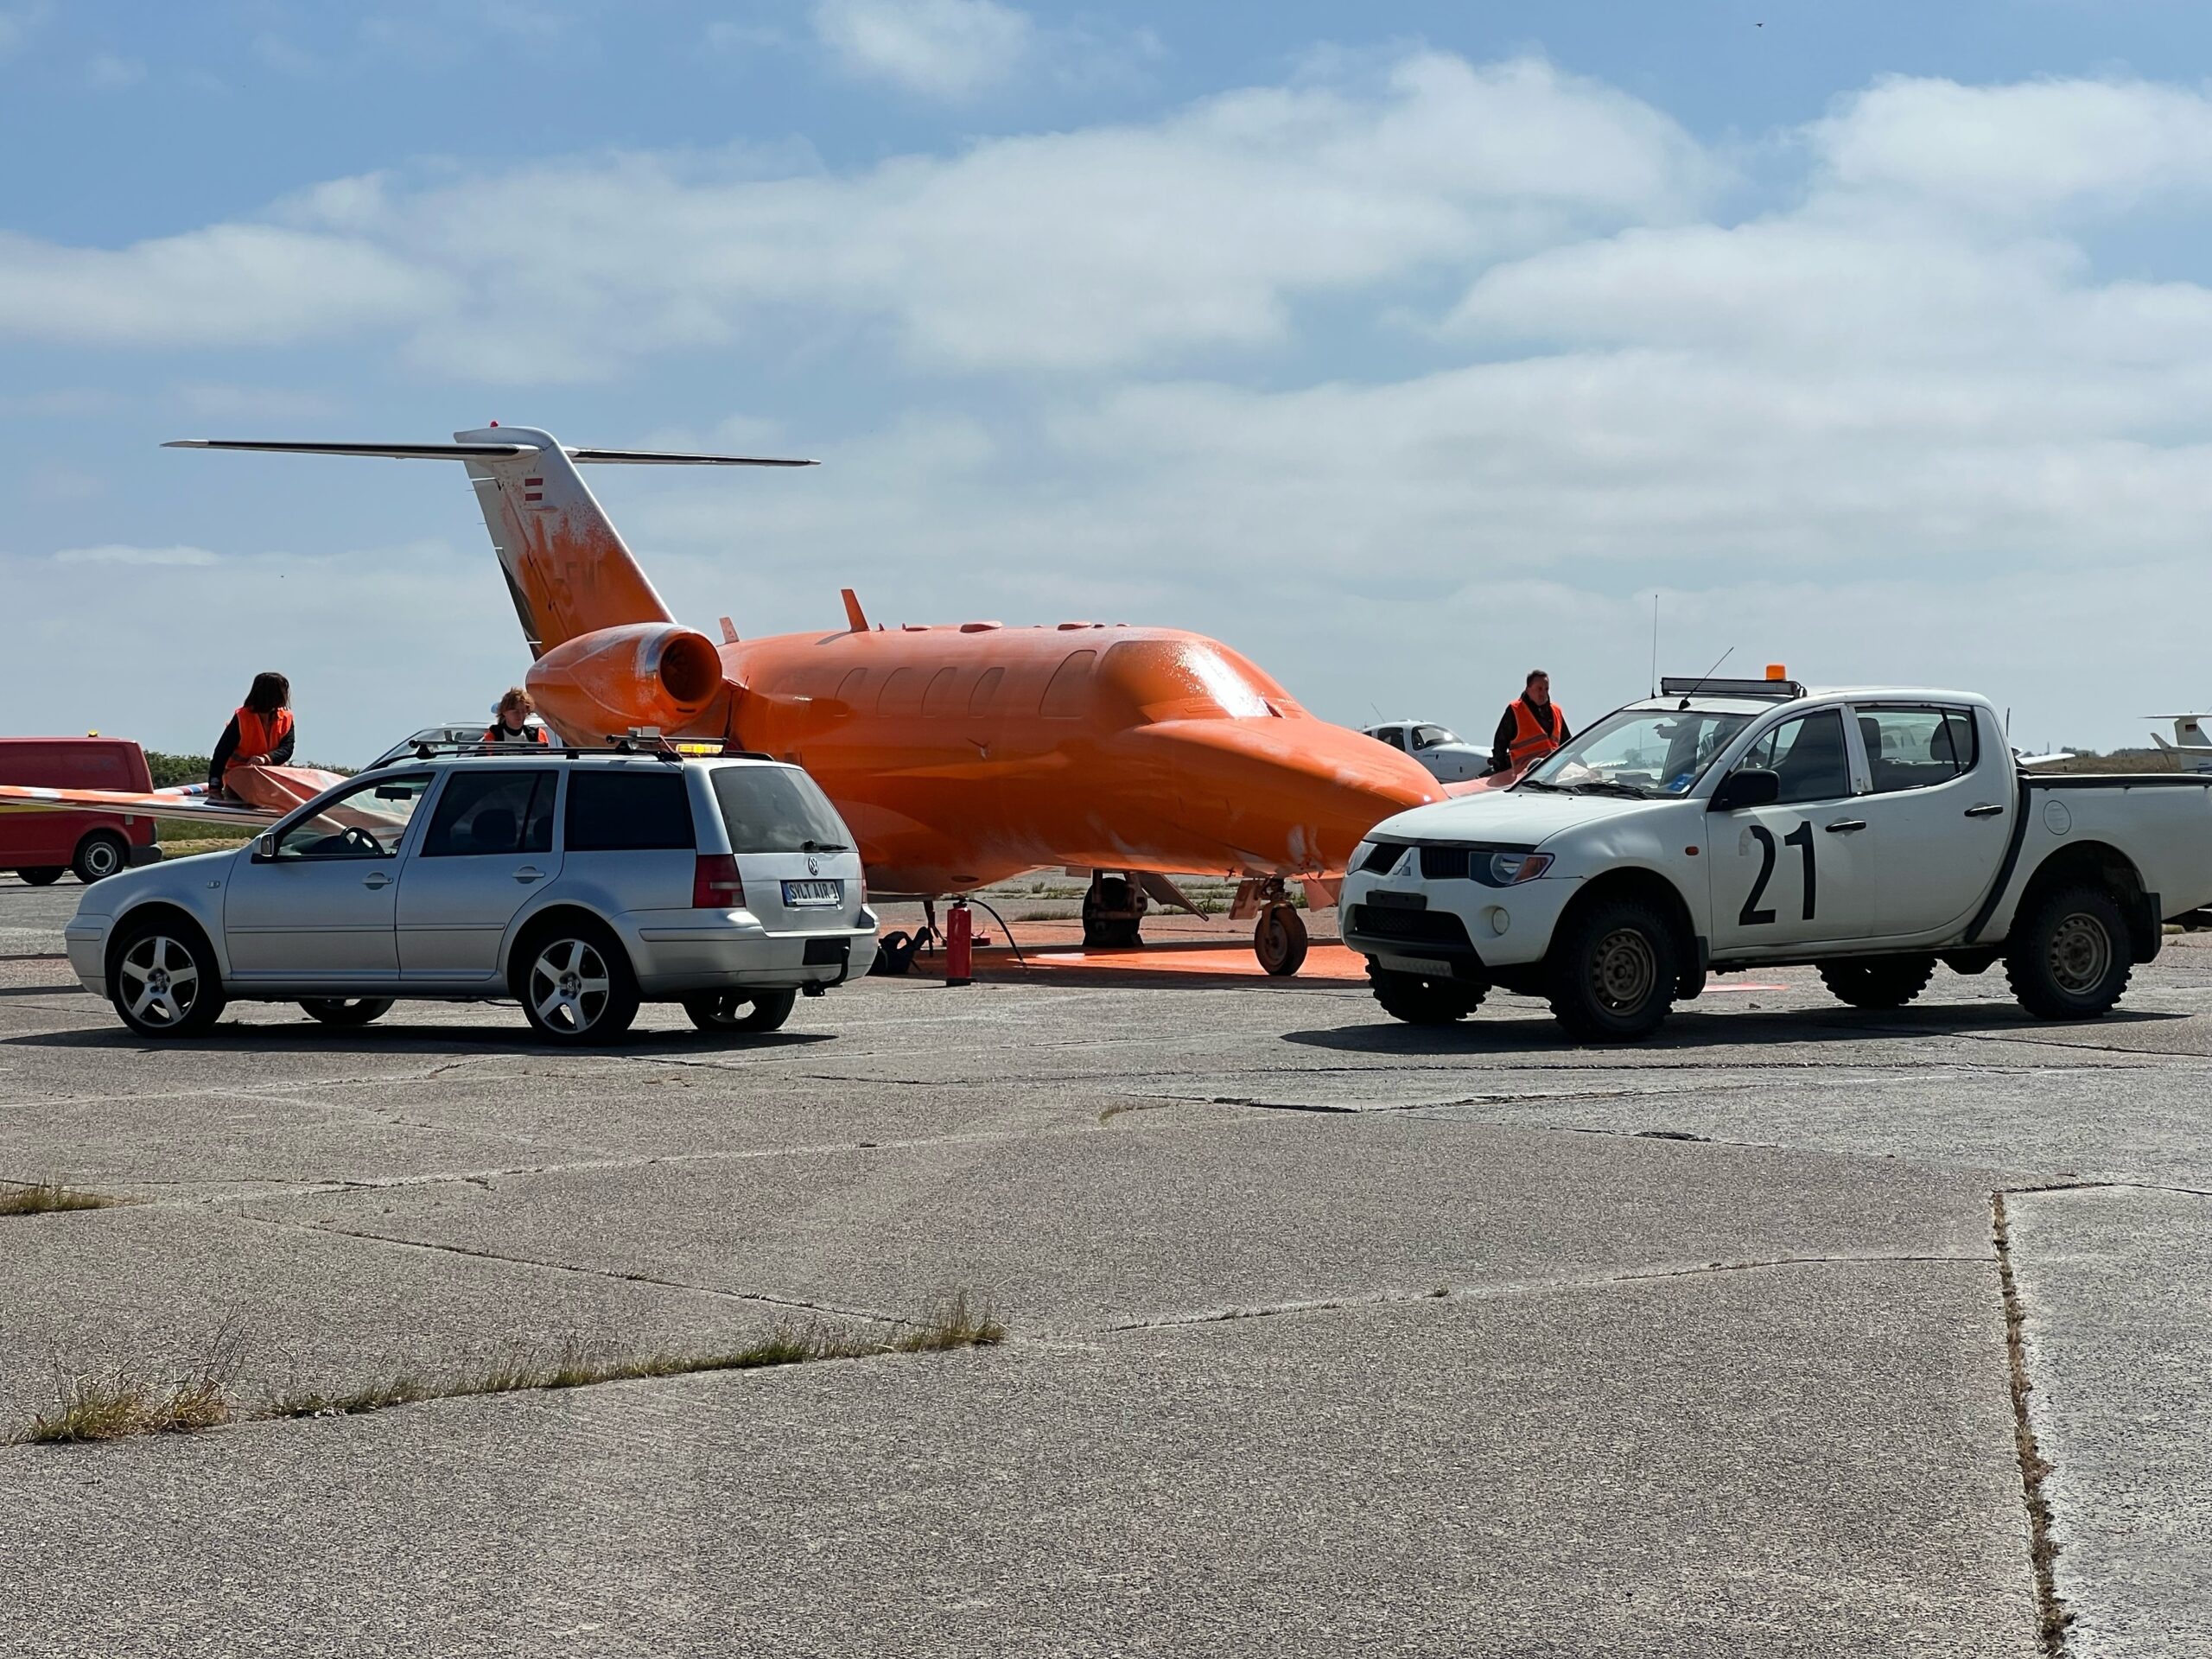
[0,738,162,885]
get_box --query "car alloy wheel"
[529,938,612,1035]
[118,933,203,1028]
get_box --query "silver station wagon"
[65,744,877,1044]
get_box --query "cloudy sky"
[4,0,2210,762]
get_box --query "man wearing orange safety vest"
[207,671,296,796]
[1489,668,1569,776]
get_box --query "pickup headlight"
[1486,852,1553,886]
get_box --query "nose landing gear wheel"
[1254,904,1309,976]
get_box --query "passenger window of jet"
[834,668,867,707]
[921,667,958,717]
[423,770,556,857]
[1858,707,1978,794]
[1374,728,1406,751]
[876,668,923,715]
[1414,725,1456,751]
[1732,709,1850,805]
[1040,651,1096,719]
[967,666,1004,717]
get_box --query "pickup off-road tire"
[1367,961,1484,1025]
[1547,897,1678,1043]
[300,998,395,1027]
[1817,955,1937,1010]
[513,918,640,1046]
[2006,884,2132,1020]
[683,988,797,1033]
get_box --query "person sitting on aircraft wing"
[207,671,296,797]
[1489,668,1570,775]
[483,686,550,745]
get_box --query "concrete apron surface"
[4,875,2212,1655]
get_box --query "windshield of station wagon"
[1522,708,1756,798]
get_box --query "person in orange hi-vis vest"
[1489,668,1570,775]
[483,686,551,745]
[207,671,296,796]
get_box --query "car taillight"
[693,854,745,909]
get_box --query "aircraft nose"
[1130,718,1442,873]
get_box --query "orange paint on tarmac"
[1022,941,1370,982]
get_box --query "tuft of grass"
[258,1294,1005,1425]
[16,1326,244,1445]
[0,1179,125,1217]
[894,1289,1006,1352]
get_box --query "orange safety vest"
[227,707,293,773]
[1506,697,1566,766]
[482,723,550,745]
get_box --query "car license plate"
[782,878,842,907]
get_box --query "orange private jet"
[162,426,1448,973]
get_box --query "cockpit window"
[1101,639,1284,720]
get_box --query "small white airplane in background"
[2149,714,2212,773]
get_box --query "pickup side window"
[1735,709,1851,805]
[564,772,696,852]
[423,770,556,857]
[1857,706,1979,794]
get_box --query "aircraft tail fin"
[166,429,817,657]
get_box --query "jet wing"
[0,765,351,830]
[0,784,282,828]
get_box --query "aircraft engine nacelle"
[524,621,727,744]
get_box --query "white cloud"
[52,543,221,566]
[0,222,447,346]
[811,0,1033,101]
[0,3,49,64]
[1813,74,2212,219]
[86,53,144,91]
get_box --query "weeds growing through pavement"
[14,1324,245,1445]
[12,1295,1007,1445]
[0,1179,125,1217]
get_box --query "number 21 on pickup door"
[1738,821,1815,925]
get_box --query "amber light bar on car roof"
[1656,676,1805,702]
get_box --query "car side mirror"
[1710,768,1780,811]
[253,834,276,861]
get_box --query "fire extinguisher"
[945,898,974,987]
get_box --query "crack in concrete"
[223,1209,913,1330]
[1105,1252,1990,1334]
[1992,1191,2070,1655]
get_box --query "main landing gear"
[1079,868,1308,977]
[1081,872,1148,948]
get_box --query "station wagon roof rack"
[367,727,777,767]
[1656,676,1805,703]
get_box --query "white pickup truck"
[1341,677,2212,1040]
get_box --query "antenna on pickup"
[1675,645,1734,709]
[1649,594,1660,700]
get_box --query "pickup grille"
[1344,905,1475,950]
[1419,847,1471,880]
[1357,841,1407,874]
